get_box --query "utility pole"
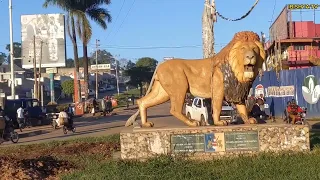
[115,55,120,96]
[95,39,100,99]
[33,35,38,99]
[9,0,15,99]
[202,0,216,58]
[38,40,43,100]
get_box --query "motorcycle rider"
[0,110,5,143]
[16,106,25,129]
[286,99,304,124]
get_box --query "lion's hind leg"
[137,81,170,127]
[169,92,200,127]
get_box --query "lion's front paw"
[142,122,154,128]
[188,120,200,127]
[214,120,229,126]
[248,118,257,124]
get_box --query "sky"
[0,0,319,63]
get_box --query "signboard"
[21,14,66,68]
[266,85,295,97]
[225,131,259,152]
[269,5,289,42]
[91,64,111,70]
[46,67,57,74]
[171,134,205,152]
[204,133,225,152]
[255,84,264,98]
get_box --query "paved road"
[1,102,182,146]
[2,102,319,146]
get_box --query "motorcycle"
[0,116,19,144]
[18,111,32,132]
[51,113,76,134]
[286,107,307,125]
[295,107,307,125]
[62,115,76,134]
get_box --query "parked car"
[105,85,115,91]
[4,98,46,127]
[98,87,106,93]
[185,97,238,126]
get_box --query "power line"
[1,43,229,51]
[269,0,277,26]
[107,0,136,43]
[215,0,260,21]
[105,0,126,41]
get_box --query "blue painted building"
[252,67,320,118]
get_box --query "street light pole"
[115,55,120,96]
[9,0,15,99]
[95,39,100,99]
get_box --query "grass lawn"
[2,132,320,180]
[113,88,140,108]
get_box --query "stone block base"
[120,124,310,160]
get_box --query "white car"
[82,89,95,98]
[185,97,237,126]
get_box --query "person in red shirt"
[286,99,304,124]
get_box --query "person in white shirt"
[16,106,25,128]
[57,110,68,127]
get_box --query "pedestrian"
[131,94,135,105]
[92,98,97,116]
[126,96,130,109]
[16,106,25,129]
[106,97,112,115]
[101,98,107,116]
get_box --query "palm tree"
[43,0,82,102]
[75,0,112,99]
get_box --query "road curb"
[19,130,51,138]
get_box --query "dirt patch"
[0,141,120,179]
[0,156,73,180]
[56,142,120,158]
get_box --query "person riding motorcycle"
[286,99,304,124]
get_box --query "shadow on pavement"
[16,125,124,144]
[19,130,52,139]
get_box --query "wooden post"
[38,40,43,100]
[33,35,38,99]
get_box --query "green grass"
[60,132,320,180]
[3,132,320,180]
[113,88,140,107]
[62,152,320,180]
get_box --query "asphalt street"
[1,102,183,146]
[2,102,319,146]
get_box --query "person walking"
[16,106,25,129]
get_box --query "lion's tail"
[124,62,164,127]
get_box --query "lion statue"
[125,31,266,127]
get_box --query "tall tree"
[135,57,158,71]
[6,42,22,67]
[124,66,153,96]
[75,0,112,99]
[0,52,7,65]
[89,49,115,64]
[126,60,135,70]
[66,58,75,68]
[43,0,82,102]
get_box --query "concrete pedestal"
[120,124,310,160]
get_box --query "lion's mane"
[212,31,266,104]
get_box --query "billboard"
[269,5,289,43]
[21,14,66,68]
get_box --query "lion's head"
[217,31,266,83]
